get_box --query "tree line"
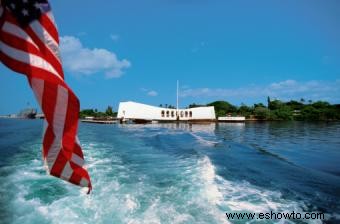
[79,106,116,120]
[80,98,340,121]
[194,97,340,121]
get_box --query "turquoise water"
[0,119,339,223]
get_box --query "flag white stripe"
[76,136,80,145]
[46,11,56,27]
[30,20,61,61]
[31,78,44,106]
[1,1,92,191]
[45,128,61,170]
[60,161,73,181]
[0,41,62,80]
[52,85,68,139]
[80,178,89,188]
[73,137,85,167]
[2,22,38,48]
[71,153,85,167]
[46,85,68,169]
[42,119,49,171]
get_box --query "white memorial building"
[117,82,216,122]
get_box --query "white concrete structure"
[117,101,216,122]
[218,116,245,122]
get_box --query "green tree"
[269,106,293,120]
[311,101,330,109]
[79,109,96,118]
[285,100,303,110]
[238,103,253,118]
[301,106,320,120]
[188,103,204,108]
[254,106,269,120]
[268,99,283,110]
[267,96,271,108]
[207,101,237,117]
[105,106,114,116]
[254,103,266,108]
[323,107,338,120]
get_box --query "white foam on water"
[192,156,327,224]
[137,200,194,224]
[190,132,220,147]
[1,133,330,224]
[196,156,224,204]
[125,194,139,211]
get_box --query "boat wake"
[190,132,220,147]
[0,123,336,224]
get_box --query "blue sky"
[1,0,340,114]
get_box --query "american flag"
[0,0,92,192]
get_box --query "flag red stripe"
[42,126,55,158]
[0,52,92,189]
[0,3,92,192]
[25,26,64,78]
[0,30,43,63]
[69,172,82,186]
[62,90,79,155]
[2,13,63,79]
[50,151,68,178]
[42,81,57,130]
[70,160,91,182]
[0,23,63,78]
[73,142,85,160]
[0,51,64,87]
[40,13,59,43]
[5,11,59,54]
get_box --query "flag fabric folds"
[0,0,92,192]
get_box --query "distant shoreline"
[1,117,339,123]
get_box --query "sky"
[1,0,340,114]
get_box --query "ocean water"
[0,119,339,224]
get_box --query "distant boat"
[132,118,153,124]
[17,108,37,119]
[35,113,45,119]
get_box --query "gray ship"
[17,108,37,119]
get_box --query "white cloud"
[140,88,158,97]
[180,80,340,103]
[60,36,130,78]
[147,90,158,97]
[110,34,120,41]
